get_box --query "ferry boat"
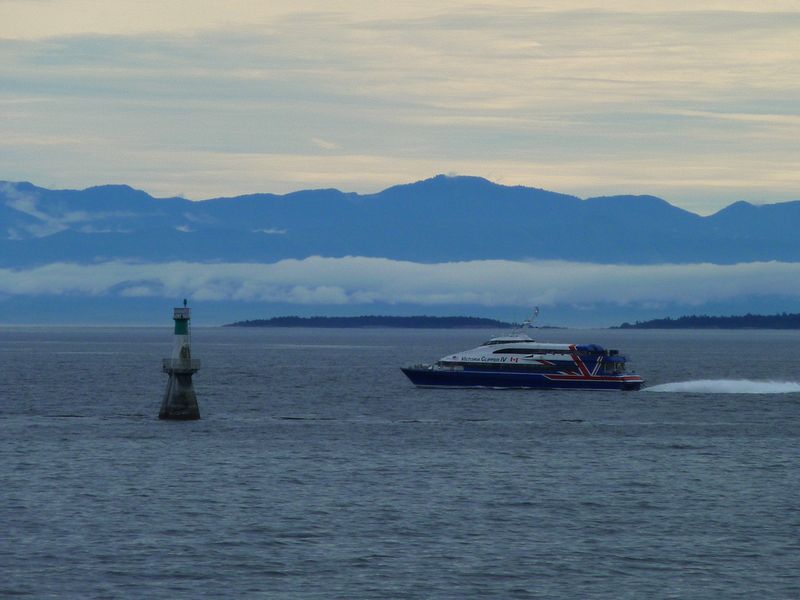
[401,331,644,391]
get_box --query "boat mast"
[514,306,539,334]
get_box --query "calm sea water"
[2,327,799,599]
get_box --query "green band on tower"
[174,319,189,335]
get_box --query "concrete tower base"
[159,360,201,420]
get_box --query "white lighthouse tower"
[159,300,201,420]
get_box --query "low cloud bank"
[1,257,799,308]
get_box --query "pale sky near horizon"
[2,1,799,214]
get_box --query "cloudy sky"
[3,1,800,214]
[3,257,799,309]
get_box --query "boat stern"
[620,375,645,391]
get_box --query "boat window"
[576,344,605,353]
[493,348,567,355]
[484,338,534,345]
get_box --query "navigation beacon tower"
[159,300,201,420]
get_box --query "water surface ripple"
[2,327,799,598]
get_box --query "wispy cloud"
[2,258,799,309]
[5,2,800,40]
[253,228,287,235]
[311,137,341,151]
[1,182,139,237]
[2,182,75,236]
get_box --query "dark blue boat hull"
[401,367,643,391]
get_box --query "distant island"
[225,316,517,328]
[616,312,800,329]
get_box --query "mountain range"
[3,175,799,267]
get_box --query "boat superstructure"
[401,331,643,390]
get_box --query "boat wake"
[645,380,800,394]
